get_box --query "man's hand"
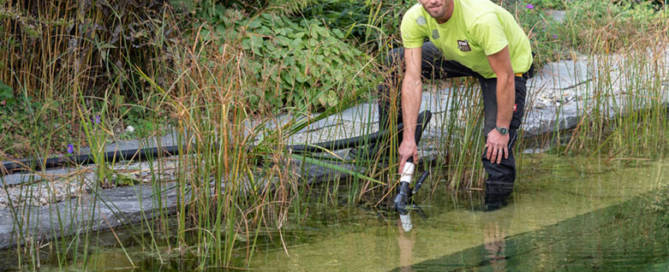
[399,139,418,173]
[485,129,509,164]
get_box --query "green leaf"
[317,92,327,106]
[332,29,344,39]
[247,18,262,29]
[291,38,304,50]
[0,81,14,104]
[281,72,295,86]
[277,28,289,36]
[295,71,308,83]
[327,90,338,107]
[215,24,227,35]
[259,26,272,35]
[241,39,251,50]
[276,36,291,46]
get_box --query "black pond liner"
[0,111,433,177]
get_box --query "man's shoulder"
[400,3,429,44]
[458,0,502,27]
[402,4,425,22]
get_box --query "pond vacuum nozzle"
[394,159,430,232]
[395,159,414,232]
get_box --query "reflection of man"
[484,221,507,271]
[383,0,533,211]
[397,223,415,272]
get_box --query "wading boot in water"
[484,193,507,211]
[483,180,513,211]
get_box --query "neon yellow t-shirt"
[401,0,532,79]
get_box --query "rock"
[545,9,566,24]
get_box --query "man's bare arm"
[398,47,423,173]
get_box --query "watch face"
[497,127,508,134]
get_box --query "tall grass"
[1,0,668,270]
[0,0,172,157]
[553,6,669,158]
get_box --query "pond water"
[7,154,668,271]
[245,155,668,271]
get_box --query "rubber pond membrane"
[247,155,668,271]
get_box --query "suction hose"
[1,145,181,176]
[2,111,433,177]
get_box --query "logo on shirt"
[432,29,440,40]
[416,16,426,25]
[457,40,471,52]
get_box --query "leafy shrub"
[300,0,414,49]
[207,9,375,111]
[174,0,316,16]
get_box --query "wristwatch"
[495,126,509,135]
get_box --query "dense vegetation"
[0,0,667,270]
[0,0,666,157]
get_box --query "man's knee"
[482,157,516,183]
[482,130,518,184]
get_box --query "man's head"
[418,0,453,23]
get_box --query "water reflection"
[480,207,513,271]
[397,222,416,272]
[483,221,508,271]
[396,200,515,272]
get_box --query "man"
[384,0,533,211]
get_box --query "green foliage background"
[204,8,374,111]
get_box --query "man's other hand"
[399,140,418,173]
[485,129,510,164]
